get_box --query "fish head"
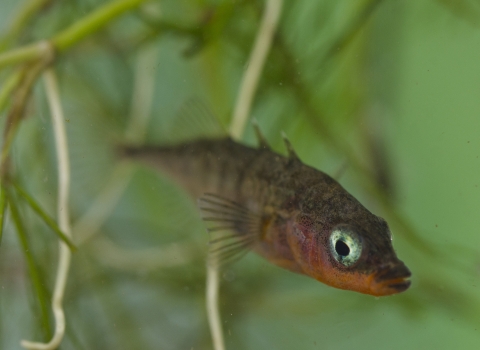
[290,206,411,296]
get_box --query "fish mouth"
[384,277,411,293]
[373,262,412,295]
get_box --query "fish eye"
[329,226,362,267]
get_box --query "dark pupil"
[335,240,350,257]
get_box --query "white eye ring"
[329,226,362,267]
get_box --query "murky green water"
[1,1,479,349]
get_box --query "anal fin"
[198,193,262,266]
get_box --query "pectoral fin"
[198,193,261,266]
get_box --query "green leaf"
[13,182,77,252]
[7,192,52,340]
[0,185,6,246]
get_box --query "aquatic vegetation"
[0,0,479,349]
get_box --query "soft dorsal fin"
[281,131,300,160]
[252,119,270,150]
[164,98,228,144]
[333,161,349,181]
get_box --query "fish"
[122,113,411,297]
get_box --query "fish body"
[125,136,411,296]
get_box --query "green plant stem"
[0,0,147,70]
[0,43,45,70]
[8,192,52,340]
[52,0,146,52]
[318,0,383,70]
[0,0,53,52]
[0,69,23,114]
[13,182,77,252]
[0,186,6,246]
[274,35,436,257]
[0,59,50,175]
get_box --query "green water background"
[0,0,479,349]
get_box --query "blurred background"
[1,0,480,349]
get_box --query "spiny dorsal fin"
[164,98,228,144]
[252,119,270,150]
[281,131,300,160]
[198,193,261,267]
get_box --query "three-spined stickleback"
[123,125,411,296]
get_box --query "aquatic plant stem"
[21,69,71,350]
[0,0,54,51]
[0,187,6,246]
[206,1,283,350]
[229,0,283,140]
[273,34,435,256]
[0,0,147,70]
[125,42,159,143]
[73,162,134,245]
[8,193,52,339]
[206,260,225,350]
[92,236,197,271]
[1,53,54,174]
[74,43,158,245]
[0,69,23,114]
[75,40,197,272]
[13,182,77,251]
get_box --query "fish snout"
[373,261,411,295]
